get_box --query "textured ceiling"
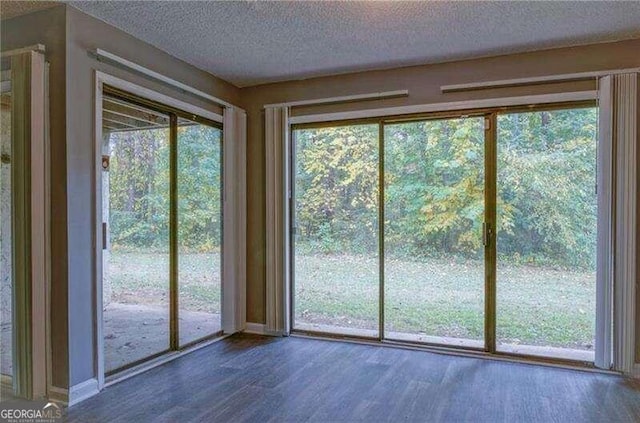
[10,1,640,87]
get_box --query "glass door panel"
[0,64,11,380]
[384,117,485,348]
[292,124,379,337]
[102,95,171,373]
[177,120,222,346]
[496,108,597,361]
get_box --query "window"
[290,102,599,362]
[101,87,223,375]
[177,120,223,346]
[384,116,485,348]
[292,123,379,337]
[496,107,597,361]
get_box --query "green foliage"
[385,117,485,260]
[109,108,598,271]
[294,108,598,270]
[295,124,379,254]
[108,124,222,252]
[497,110,597,269]
[177,125,222,252]
[109,128,170,250]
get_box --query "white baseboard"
[633,363,640,378]
[48,385,68,404]
[244,322,267,335]
[244,322,285,336]
[68,378,99,407]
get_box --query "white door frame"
[93,71,225,389]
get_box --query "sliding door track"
[289,330,614,375]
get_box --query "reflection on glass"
[103,96,171,373]
[384,117,485,347]
[496,108,597,361]
[293,124,379,337]
[178,121,222,346]
[0,72,12,378]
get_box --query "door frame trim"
[484,112,497,353]
[93,71,225,390]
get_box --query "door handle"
[102,222,108,250]
[482,222,491,247]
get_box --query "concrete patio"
[104,303,221,373]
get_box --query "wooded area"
[294,107,597,271]
[108,124,222,253]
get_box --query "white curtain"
[264,106,290,335]
[222,107,247,334]
[596,73,638,373]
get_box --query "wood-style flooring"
[65,333,640,422]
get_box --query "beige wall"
[241,38,640,324]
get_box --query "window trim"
[289,91,597,125]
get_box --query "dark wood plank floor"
[65,333,640,422]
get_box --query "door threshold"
[104,333,231,388]
[290,331,619,376]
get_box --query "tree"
[108,124,223,253]
[293,107,598,270]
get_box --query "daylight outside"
[102,96,223,372]
[292,107,597,360]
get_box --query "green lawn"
[107,252,221,314]
[294,254,595,350]
[107,251,595,351]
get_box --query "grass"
[107,251,595,351]
[107,252,221,314]
[294,254,595,350]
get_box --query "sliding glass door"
[0,61,12,384]
[384,117,485,348]
[495,107,598,361]
[292,123,379,337]
[177,120,223,346]
[103,96,171,373]
[291,102,599,362]
[102,87,223,375]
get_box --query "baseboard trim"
[244,322,267,335]
[633,363,640,378]
[243,322,285,336]
[68,378,99,407]
[48,385,68,404]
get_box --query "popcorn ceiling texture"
[3,2,640,87]
[61,1,640,87]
